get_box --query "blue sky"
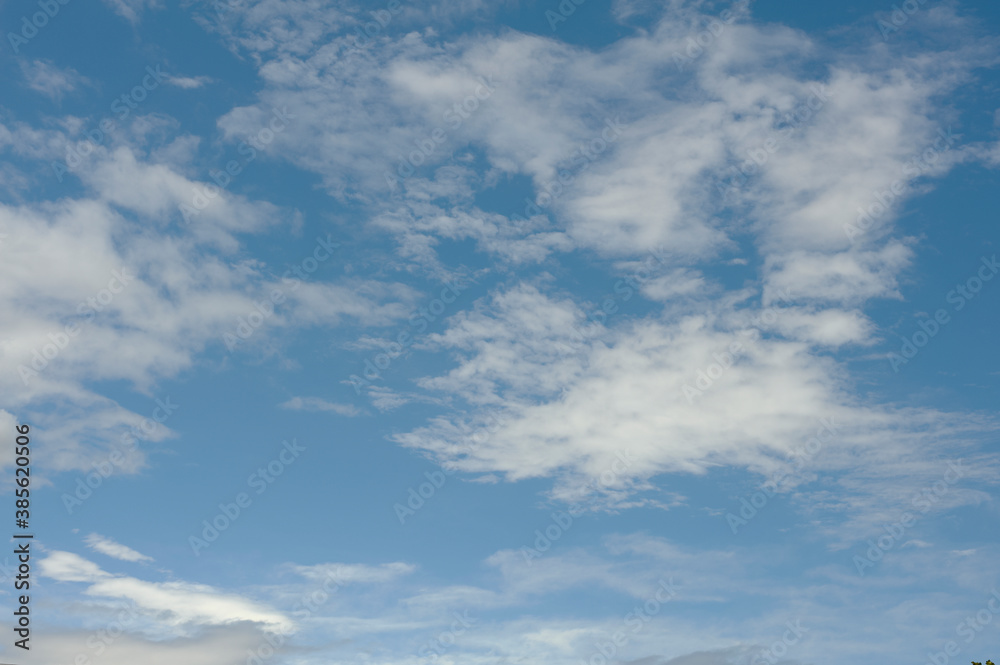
[1,0,999,663]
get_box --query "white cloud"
[32,537,1000,665]
[19,59,88,101]
[0,141,416,475]
[85,533,154,562]
[763,307,876,347]
[40,551,293,634]
[763,243,913,305]
[279,396,361,416]
[392,282,993,523]
[289,561,417,585]
[640,269,709,302]
[86,577,293,633]
[39,551,112,583]
[903,539,933,549]
[166,75,213,89]
[6,4,999,665]
[101,0,161,23]
[196,0,989,317]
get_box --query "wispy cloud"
[19,59,88,101]
[279,396,361,417]
[100,0,161,24]
[166,74,213,89]
[85,533,154,563]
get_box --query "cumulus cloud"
[178,0,997,536]
[392,282,994,526]
[0,141,416,475]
